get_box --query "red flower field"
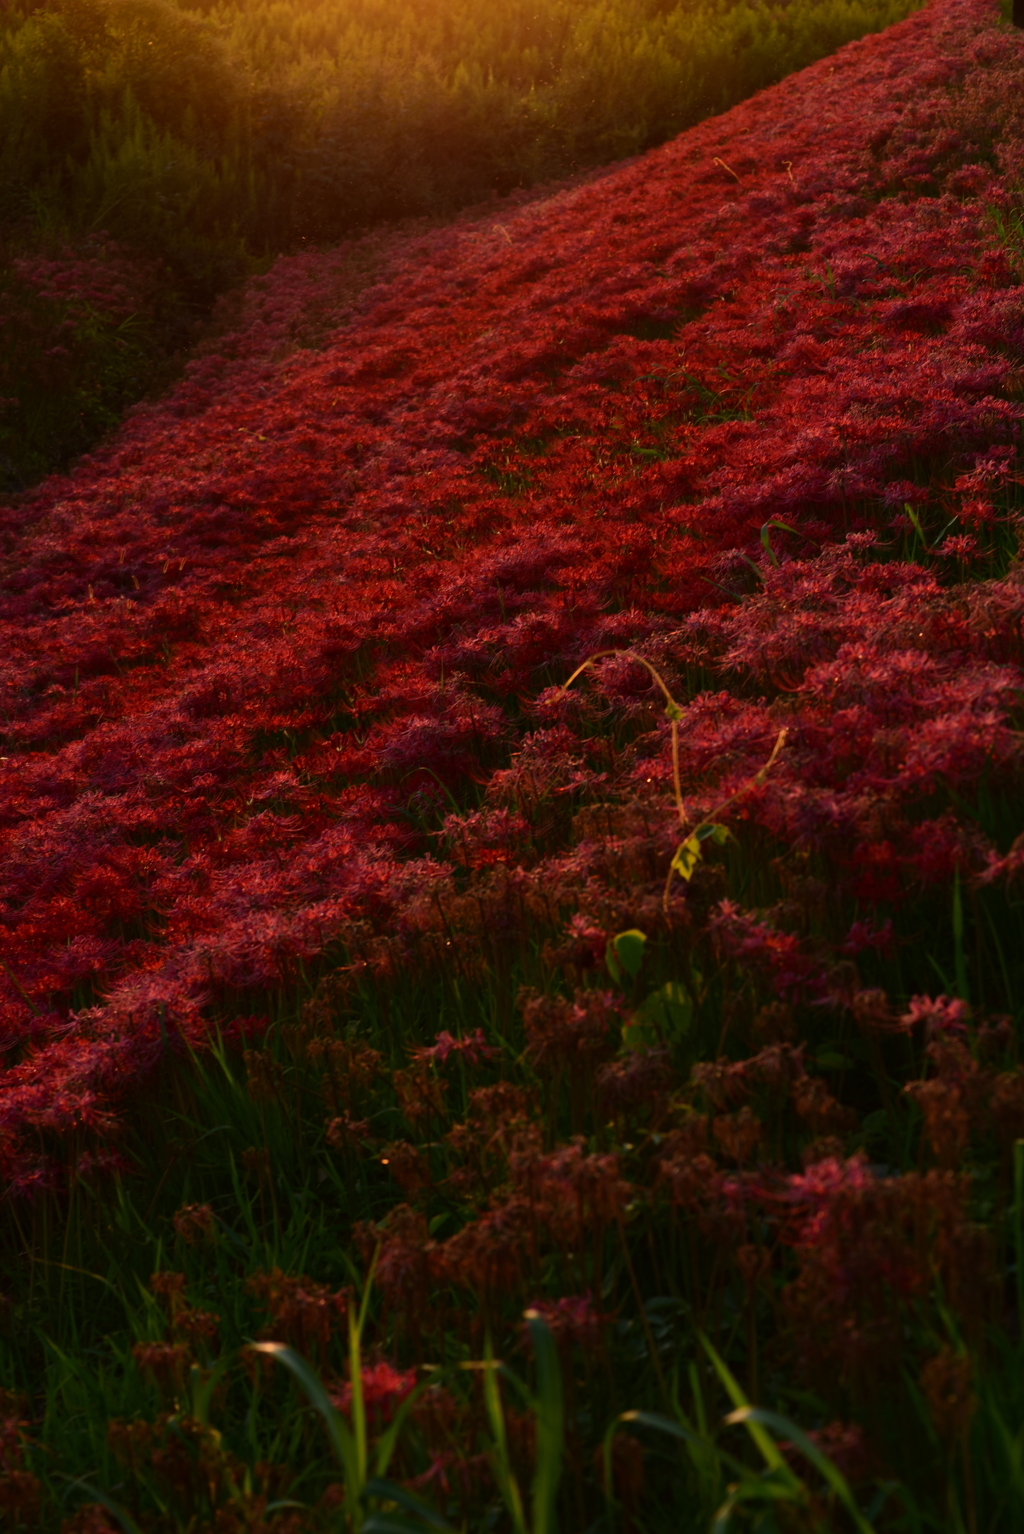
[4,0,1024,1523]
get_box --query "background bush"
[0,0,925,489]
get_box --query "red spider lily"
[330,1360,417,1423]
[409,1028,500,1067]
[171,1203,217,1245]
[783,1155,878,1247]
[758,1155,996,1389]
[0,0,1020,1186]
[521,1292,607,1350]
[900,992,972,1038]
[707,900,829,1002]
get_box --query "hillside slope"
[0,0,1022,1181]
[7,1,1024,1522]
[0,0,926,496]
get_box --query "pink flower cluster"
[330,1360,417,1422]
[7,238,155,327]
[0,0,1022,1187]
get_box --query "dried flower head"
[172,1203,217,1246]
[246,1268,350,1358]
[392,1063,448,1128]
[131,1341,190,1397]
[904,1078,971,1168]
[522,1293,606,1350]
[713,1106,763,1165]
[919,1346,977,1445]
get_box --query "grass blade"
[524,1310,564,1534]
[60,1481,145,1534]
[364,1478,454,1530]
[482,1336,528,1534]
[251,1342,360,1505]
[699,1333,794,1481]
[726,1407,877,1534]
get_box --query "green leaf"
[363,1521,439,1534]
[616,1407,711,1454]
[364,1479,453,1530]
[953,868,968,1002]
[725,1408,878,1534]
[524,1312,564,1534]
[606,928,647,984]
[252,1342,360,1500]
[605,1412,706,1524]
[59,1484,145,1534]
[372,1381,432,1481]
[671,835,704,882]
[699,1334,798,1485]
[482,1340,529,1534]
[905,502,927,544]
[760,517,804,568]
[348,1302,368,1494]
[815,1051,853,1070]
[189,1355,232,1427]
[712,1473,808,1534]
[760,521,781,568]
[631,981,692,1042]
[621,1019,658,1051]
[697,822,732,846]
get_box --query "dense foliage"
[3,0,1024,1527]
[0,0,923,489]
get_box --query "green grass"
[2,747,1022,1528]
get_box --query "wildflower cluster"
[3,1,1024,1527]
[0,0,1020,1184]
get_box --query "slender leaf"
[252,1342,360,1496]
[525,1311,564,1534]
[60,1482,145,1534]
[482,1339,529,1534]
[364,1478,454,1530]
[726,1407,877,1534]
[699,1334,796,1484]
